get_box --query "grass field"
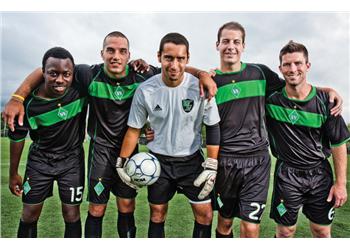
[1,138,349,238]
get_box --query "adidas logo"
[153,104,162,111]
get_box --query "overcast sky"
[1,12,349,122]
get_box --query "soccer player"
[5,32,156,238]
[3,31,217,238]
[116,32,221,238]
[213,21,344,238]
[8,47,87,238]
[266,41,349,238]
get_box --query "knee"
[21,206,42,223]
[241,222,259,238]
[310,225,331,238]
[117,198,135,213]
[195,210,213,225]
[88,204,106,217]
[62,205,81,223]
[218,219,232,230]
[150,205,167,223]
[276,225,296,238]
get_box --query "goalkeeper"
[116,32,220,238]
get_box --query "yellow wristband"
[12,94,25,102]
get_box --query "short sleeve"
[203,97,221,126]
[8,117,30,142]
[255,64,285,97]
[324,102,350,147]
[74,64,95,91]
[127,87,148,129]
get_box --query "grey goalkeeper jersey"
[128,73,220,157]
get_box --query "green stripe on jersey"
[28,97,87,130]
[216,80,266,105]
[89,81,140,101]
[266,104,327,128]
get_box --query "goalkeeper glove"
[116,157,139,190]
[193,158,218,200]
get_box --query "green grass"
[1,138,350,237]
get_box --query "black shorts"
[22,147,85,205]
[87,142,137,204]
[270,160,335,226]
[147,150,210,204]
[215,152,271,223]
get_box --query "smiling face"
[43,57,74,98]
[158,42,189,87]
[101,35,130,78]
[279,52,311,87]
[216,28,245,70]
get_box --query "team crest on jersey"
[114,86,124,100]
[182,99,194,113]
[57,107,68,120]
[231,85,241,98]
[289,110,300,125]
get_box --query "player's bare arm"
[318,87,343,116]
[327,144,348,208]
[2,68,43,131]
[9,140,25,196]
[116,127,142,190]
[120,127,142,159]
[185,66,217,99]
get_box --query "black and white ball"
[125,152,161,186]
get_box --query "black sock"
[117,211,136,238]
[17,219,37,238]
[193,221,212,238]
[215,229,233,238]
[64,219,82,238]
[148,220,165,238]
[84,212,103,238]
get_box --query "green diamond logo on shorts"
[114,86,124,100]
[277,202,287,217]
[289,110,299,125]
[217,196,224,208]
[231,85,241,98]
[23,181,31,195]
[94,181,105,196]
[57,107,68,120]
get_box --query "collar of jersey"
[31,85,69,102]
[215,62,247,75]
[103,64,129,80]
[282,85,316,103]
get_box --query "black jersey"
[75,63,159,149]
[8,80,88,154]
[214,63,284,156]
[266,86,350,169]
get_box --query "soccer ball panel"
[125,152,161,186]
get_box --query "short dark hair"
[103,31,129,48]
[158,32,189,56]
[42,47,75,70]
[279,40,309,64]
[217,21,246,43]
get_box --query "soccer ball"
[125,152,161,186]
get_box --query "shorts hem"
[22,201,45,206]
[189,199,211,204]
[87,201,109,206]
[61,202,82,206]
[306,216,333,226]
[238,216,261,225]
[270,217,297,227]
